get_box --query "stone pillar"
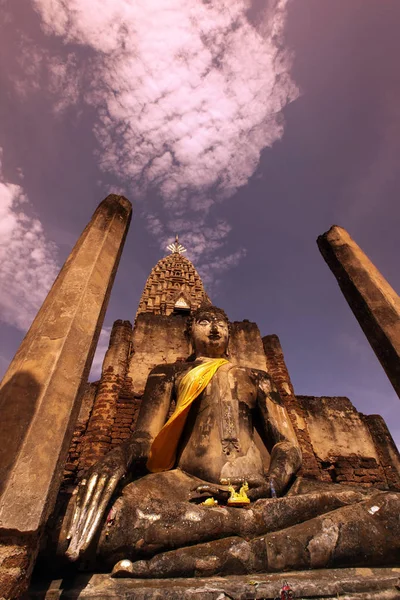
[78,319,133,475]
[263,335,324,480]
[0,195,132,599]
[317,225,400,399]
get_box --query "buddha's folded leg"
[98,469,265,565]
[112,536,269,578]
[255,486,374,532]
[111,491,400,578]
[99,477,377,566]
[98,498,266,566]
[265,491,400,572]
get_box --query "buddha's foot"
[111,536,268,578]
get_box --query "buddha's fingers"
[194,484,230,503]
[79,474,108,547]
[81,472,121,553]
[66,476,91,543]
[66,474,98,560]
[74,473,99,535]
[195,484,220,495]
[66,485,83,542]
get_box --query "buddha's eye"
[198,319,210,326]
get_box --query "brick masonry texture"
[363,414,400,490]
[78,320,133,475]
[262,334,325,481]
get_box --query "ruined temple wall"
[62,382,98,486]
[229,321,267,370]
[362,413,400,490]
[262,335,324,480]
[127,313,190,396]
[77,320,133,475]
[298,395,389,488]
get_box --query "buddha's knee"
[265,491,400,572]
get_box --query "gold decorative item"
[221,479,251,507]
[201,497,218,506]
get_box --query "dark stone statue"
[65,306,400,577]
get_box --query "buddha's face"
[191,312,229,358]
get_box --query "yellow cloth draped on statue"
[146,358,228,473]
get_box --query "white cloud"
[31,0,298,277]
[0,150,59,330]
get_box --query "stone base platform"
[28,567,400,600]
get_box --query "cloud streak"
[0,149,59,330]
[31,0,298,275]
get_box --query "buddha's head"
[187,305,230,358]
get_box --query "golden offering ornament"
[201,497,218,506]
[220,479,251,507]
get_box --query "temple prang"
[1,219,400,599]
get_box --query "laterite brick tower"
[62,236,400,494]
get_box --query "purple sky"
[1,0,399,448]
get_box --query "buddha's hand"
[65,445,128,561]
[227,475,286,501]
[191,483,231,503]
[241,476,278,501]
[193,476,276,503]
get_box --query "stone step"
[28,567,400,599]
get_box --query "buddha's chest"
[214,365,257,409]
[174,364,257,410]
[176,364,259,470]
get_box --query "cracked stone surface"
[28,567,400,599]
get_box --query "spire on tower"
[167,234,187,255]
[136,235,210,318]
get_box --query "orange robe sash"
[146,358,228,473]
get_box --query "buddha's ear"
[225,334,231,358]
[187,328,194,357]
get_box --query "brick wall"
[298,395,389,488]
[262,334,324,480]
[78,320,132,475]
[0,536,37,600]
[62,382,97,487]
[363,414,400,490]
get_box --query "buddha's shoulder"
[148,361,195,380]
[236,367,280,396]
[237,366,274,382]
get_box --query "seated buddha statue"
[64,306,400,577]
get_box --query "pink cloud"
[0,149,59,330]
[31,0,298,277]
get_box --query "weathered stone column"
[78,319,132,475]
[0,195,131,599]
[317,225,400,399]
